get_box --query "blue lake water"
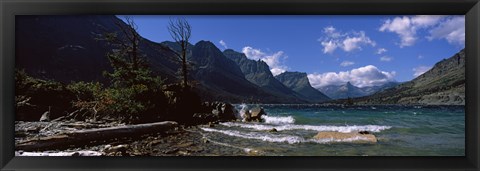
[200,104,465,156]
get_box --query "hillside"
[337,49,465,105]
[16,15,179,83]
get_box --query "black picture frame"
[1,0,479,170]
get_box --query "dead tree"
[167,18,192,88]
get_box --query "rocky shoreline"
[15,120,258,156]
[15,101,271,156]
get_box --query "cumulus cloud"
[379,15,464,47]
[340,61,355,67]
[379,16,418,47]
[412,66,432,77]
[427,16,465,46]
[318,26,376,54]
[219,40,228,49]
[242,46,288,76]
[307,65,396,88]
[321,40,338,54]
[380,56,393,62]
[342,32,376,52]
[376,48,387,54]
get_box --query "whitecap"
[261,115,295,125]
[201,127,380,144]
[201,127,304,144]
[220,122,391,133]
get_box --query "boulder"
[249,107,265,121]
[192,113,219,124]
[211,109,220,116]
[219,103,236,121]
[313,131,377,143]
[243,109,251,121]
[104,144,128,154]
[199,101,236,122]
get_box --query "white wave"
[201,128,378,144]
[238,104,248,119]
[201,127,304,144]
[261,115,295,125]
[220,122,391,133]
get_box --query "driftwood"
[51,109,80,122]
[16,121,178,151]
[16,150,103,156]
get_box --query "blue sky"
[120,15,465,88]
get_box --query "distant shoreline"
[232,103,465,107]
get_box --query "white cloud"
[307,65,396,88]
[376,48,387,54]
[428,16,465,46]
[380,56,393,62]
[219,40,228,49]
[270,68,287,76]
[342,31,376,52]
[321,40,338,54]
[412,66,432,77]
[340,61,355,67]
[418,55,424,59]
[379,16,418,47]
[411,15,444,27]
[379,15,464,47]
[242,46,288,76]
[319,26,376,54]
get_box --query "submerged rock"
[313,131,377,143]
[268,128,278,133]
[359,131,370,135]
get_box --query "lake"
[200,104,465,156]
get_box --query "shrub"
[163,84,201,125]
[15,69,75,121]
[67,81,167,124]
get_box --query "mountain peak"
[275,71,330,102]
[223,49,236,53]
[278,71,307,78]
[195,40,214,46]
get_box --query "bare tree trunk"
[16,121,178,151]
[182,43,188,87]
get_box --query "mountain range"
[317,81,399,100]
[16,15,464,105]
[16,15,330,103]
[223,50,330,103]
